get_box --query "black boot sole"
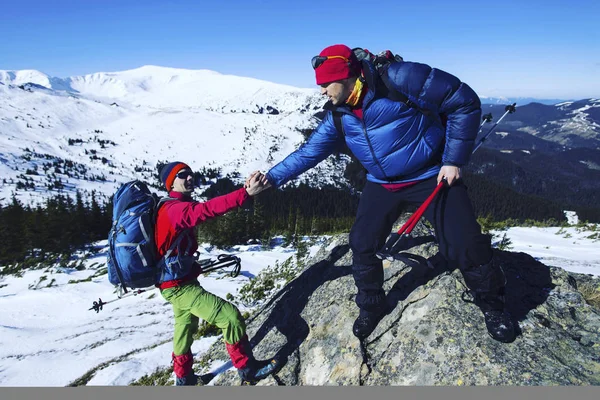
[199,372,215,385]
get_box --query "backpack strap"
[377,65,420,110]
[378,65,442,124]
[154,196,194,260]
[330,59,436,138]
[154,196,177,219]
[164,232,186,259]
[157,196,176,208]
[333,112,345,137]
[108,230,129,293]
[154,196,179,259]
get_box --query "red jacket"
[155,188,250,289]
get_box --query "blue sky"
[1,0,598,99]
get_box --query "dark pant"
[349,177,504,312]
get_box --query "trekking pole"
[472,103,517,154]
[88,288,153,313]
[376,179,447,261]
[376,104,517,261]
[478,112,493,135]
[197,254,242,277]
[89,255,242,313]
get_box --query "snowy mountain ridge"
[0,66,336,206]
[1,66,598,207]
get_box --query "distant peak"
[0,69,52,88]
[0,69,49,78]
[118,65,222,76]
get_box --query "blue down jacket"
[266,58,482,187]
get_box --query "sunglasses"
[176,170,193,180]
[311,55,350,69]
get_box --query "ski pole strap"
[396,180,445,236]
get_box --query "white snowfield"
[494,226,600,276]
[2,67,599,208]
[0,239,306,387]
[0,66,319,111]
[0,66,332,206]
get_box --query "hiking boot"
[463,256,516,343]
[483,310,516,343]
[175,372,198,386]
[352,308,385,339]
[238,358,280,384]
[474,292,516,343]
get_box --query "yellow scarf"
[345,77,366,107]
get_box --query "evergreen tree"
[250,194,267,240]
[74,190,89,245]
[29,206,48,259]
[0,195,28,262]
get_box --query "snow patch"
[564,211,579,225]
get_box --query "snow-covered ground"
[0,238,313,387]
[0,225,598,386]
[492,225,600,276]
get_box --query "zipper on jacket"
[344,109,389,181]
[361,121,389,180]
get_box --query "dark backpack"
[332,48,447,135]
[107,180,172,293]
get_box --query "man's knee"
[349,224,364,254]
[464,234,493,267]
[442,233,492,268]
[350,231,382,266]
[221,302,244,324]
[349,217,385,260]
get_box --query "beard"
[183,182,194,192]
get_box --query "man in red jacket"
[155,161,278,385]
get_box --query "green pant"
[161,281,246,356]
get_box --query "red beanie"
[314,44,361,85]
[159,161,190,191]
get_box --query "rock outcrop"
[196,231,600,386]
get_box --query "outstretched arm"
[166,188,249,230]
[265,113,343,188]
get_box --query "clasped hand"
[244,171,272,196]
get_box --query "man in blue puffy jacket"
[262,44,515,343]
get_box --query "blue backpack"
[107,180,170,293]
